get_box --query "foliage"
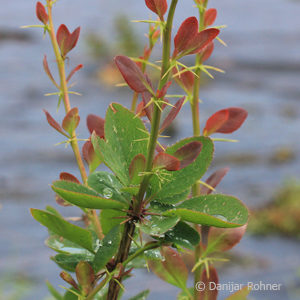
[28,0,250,299]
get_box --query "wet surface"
[1,0,300,299]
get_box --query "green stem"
[106,2,178,299]
[191,1,209,298]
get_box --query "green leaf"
[148,247,188,289]
[46,281,63,300]
[128,290,150,300]
[46,205,63,218]
[93,226,121,272]
[88,171,128,204]
[137,216,180,236]
[52,253,94,272]
[63,289,78,300]
[76,261,95,296]
[151,137,214,201]
[46,234,92,255]
[226,286,251,300]
[164,221,200,249]
[52,180,126,210]
[100,209,125,235]
[31,209,94,252]
[93,103,148,185]
[155,189,190,205]
[163,194,248,228]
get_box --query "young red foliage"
[208,224,247,252]
[62,107,80,136]
[82,141,96,165]
[175,68,195,93]
[153,152,181,171]
[203,107,248,136]
[204,8,217,27]
[160,97,185,133]
[59,172,80,184]
[129,154,146,183]
[199,266,219,300]
[156,81,172,99]
[174,17,198,57]
[36,2,48,25]
[86,114,105,139]
[173,141,202,169]
[43,109,67,136]
[60,271,79,291]
[185,28,219,55]
[199,41,214,62]
[142,90,153,121]
[115,55,150,93]
[56,25,80,57]
[200,167,229,195]
[43,55,59,88]
[75,262,95,296]
[145,0,168,20]
[67,64,83,82]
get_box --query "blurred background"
[0,0,300,299]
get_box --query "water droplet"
[103,187,113,199]
[107,240,112,245]
[212,214,228,222]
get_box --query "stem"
[191,1,209,298]
[106,2,178,299]
[46,1,103,240]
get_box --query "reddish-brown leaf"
[198,266,219,300]
[186,28,219,55]
[142,90,153,121]
[115,55,149,93]
[82,141,95,165]
[153,153,180,171]
[43,55,59,88]
[129,154,146,184]
[86,114,105,139]
[204,8,217,27]
[199,42,215,62]
[173,141,202,169]
[160,97,185,133]
[56,25,80,57]
[175,68,195,93]
[43,109,66,136]
[156,81,172,99]
[203,107,248,136]
[60,271,79,291]
[136,101,146,117]
[200,167,229,195]
[67,64,83,82]
[62,107,80,136]
[174,17,198,56]
[59,172,80,184]
[208,224,247,252]
[75,262,95,296]
[36,2,48,25]
[145,0,168,20]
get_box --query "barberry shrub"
[29,0,250,299]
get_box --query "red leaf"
[56,25,80,57]
[186,28,219,55]
[43,55,59,88]
[82,141,95,165]
[62,107,80,136]
[43,109,66,136]
[203,107,248,136]
[208,224,247,252]
[156,81,172,99]
[36,2,48,25]
[59,172,80,183]
[129,154,146,184]
[199,41,214,62]
[136,101,146,117]
[173,141,202,169]
[175,68,195,93]
[204,8,217,27]
[86,114,105,139]
[67,64,83,82]
[200,167,229,195]
[145,0,168,20]
[174,17,198,57]
[199,266,219,300]
[160,97,185,133]
[76,262,95,296]
[153,153,180,171]
[60,271,79,291]
[142,90,153,121]
[115,55,149,93]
